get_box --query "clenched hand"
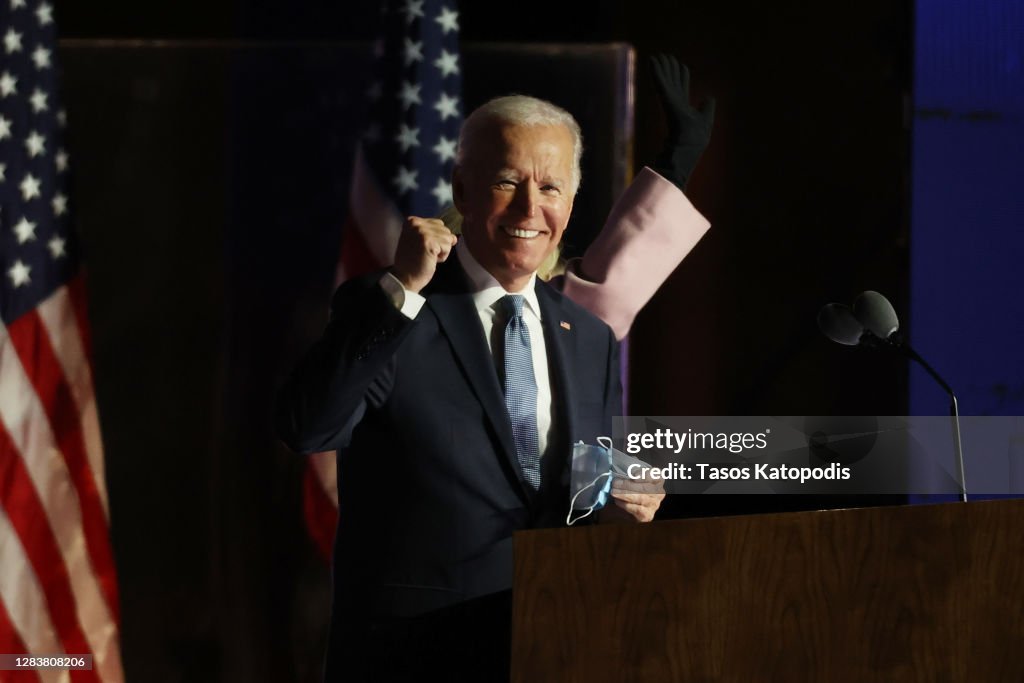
[390,216,458,293]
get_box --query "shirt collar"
[456,241,541,320]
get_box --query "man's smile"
[501,225,544,239]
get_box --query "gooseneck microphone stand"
[819,296,968,502]
[862,331,967,502]
[899,342,967,503]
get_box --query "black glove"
[649,54,715,191]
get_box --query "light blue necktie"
[501,294,541,490]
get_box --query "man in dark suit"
[277,95,663,682]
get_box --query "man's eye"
[494,180,515,189]
[541,185,561,194]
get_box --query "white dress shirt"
[380,242,556,459]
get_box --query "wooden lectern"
[512,499,1024,682]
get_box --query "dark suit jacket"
[277,257,621,677]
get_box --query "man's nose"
[511,183,538,217]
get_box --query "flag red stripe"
[302,465,337,563]
[0,598,41,683]
[6,312,120,622]
[338,211,383,281]
[67,274,93,364]
[0,426,102,683]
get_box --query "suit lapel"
[425,261,527,497]
[536,280,577,461]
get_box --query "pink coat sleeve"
[560,167,711,339]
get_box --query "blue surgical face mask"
[567,437,657,525]
[567,437,614,525]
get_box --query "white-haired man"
[278,89,700,681]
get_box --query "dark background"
[52,1,915,681]
[56,0,914,413]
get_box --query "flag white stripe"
[0,508,69,683]
[0,323,123,682]
[36,286,110,517]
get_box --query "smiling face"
[453,121,576,292]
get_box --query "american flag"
[0,2,124,681]
[304,0,463,561]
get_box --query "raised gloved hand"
[649,53,715,191]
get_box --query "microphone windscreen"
[853,290,899,338]
[817,303,864,346]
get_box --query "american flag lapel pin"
[560,320,571,331]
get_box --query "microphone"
[852,290,899,339]
[817,291,967,501]
[815,300,889,350]
[817,292,901,350]
[816,303,864,346]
